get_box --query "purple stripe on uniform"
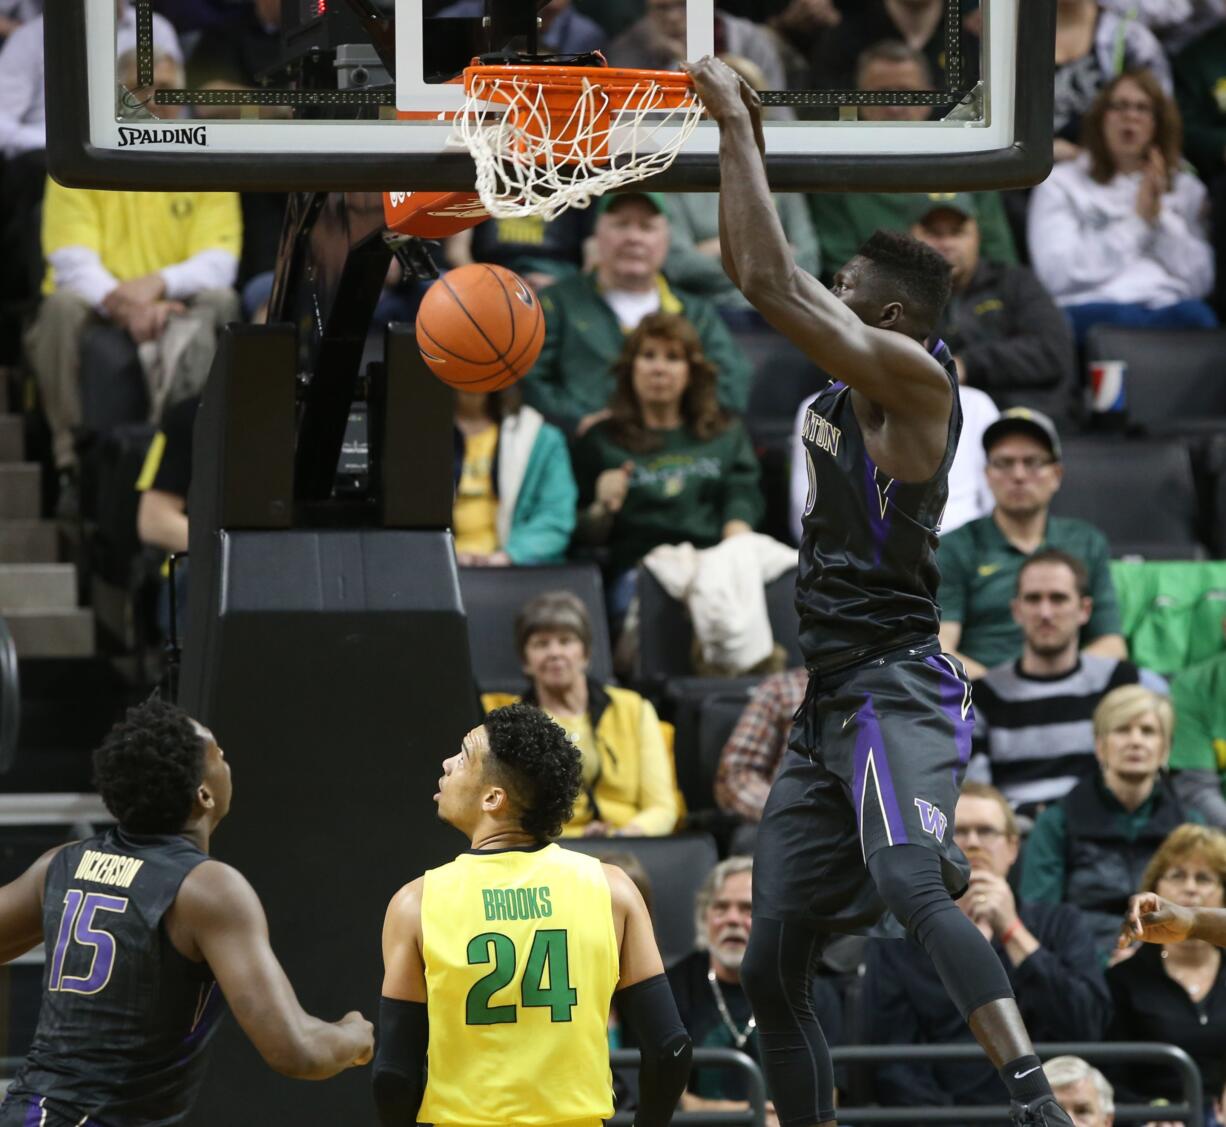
[925,654,975,789]
[852,694,909,847]
[861,450,893,566]
[22,1096,43,1127]
[930,338,948,358]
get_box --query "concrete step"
[0,464,39,520]
[0,521,58,564]
[0,564,76,611]
[4,609,94,658]
[0,415,21,462]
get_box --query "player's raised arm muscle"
[177,861,373,1079]
[603,863,665,989]
[380,879,427,1003]
[0,846,65,964]
[749,266,952,423]
[684,57,949,426]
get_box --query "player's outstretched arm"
[683,57,951,427]
[1121,893,1226,949]
[374,879,430,1127]
[0,847,63,964]
[605,865,692,1127]
[176,861,374,1080]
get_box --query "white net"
[451,68,704,220]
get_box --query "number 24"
[466,930,577,1025]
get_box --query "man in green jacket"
[910,194,1076,427]
[521,192,752,437]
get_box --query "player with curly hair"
[0,697,373,1127]
[375,703,692,1127]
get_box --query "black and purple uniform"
[0,830,224,1126]
[754,341,976,931]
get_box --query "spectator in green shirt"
[521,191,752,438]
[572,312,764,617]
[937,408,1126,678]
[1170,616,1226,828]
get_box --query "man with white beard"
[662,858,843,1126]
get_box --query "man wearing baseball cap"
[910,195,1076,427]
[937,407,1126,679]
[520,191,751,437]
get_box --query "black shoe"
[1011,1096,1075,1125]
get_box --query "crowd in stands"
[3,0,1226,1123]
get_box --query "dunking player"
[681,57,1075,1127]
[0,698,373,1126]
[374,703,692,1127]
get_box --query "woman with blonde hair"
[1021,684,1202,959]
[1107,824,1226,1113]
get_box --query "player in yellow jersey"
[373,702,692,1127]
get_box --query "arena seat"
[697,692,755,812]
[1049,438,1208,560]
[1085,326,1226,435]
[744,339,826,439]
[459,563,612,693]
[77,325,149,438]
[636,565,802,684]
[1204,433,1226,559]
[562,831,719,967]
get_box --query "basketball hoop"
[452,61,703,220]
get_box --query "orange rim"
[462,64,696,112]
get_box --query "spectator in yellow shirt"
[482,591,679,837]
[25,48,241,495]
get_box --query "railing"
[0,1043,1205,1124]
[610,1042,1205,1127]
[0,615,18,773]
[609,1048,766,1125]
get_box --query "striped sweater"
[967,655,1168,814]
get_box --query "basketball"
[415,264,546,393]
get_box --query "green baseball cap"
[912,192,979,225]
[595,191,669,217]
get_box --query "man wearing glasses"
[937,408,1126,679]
[863,782,1109,1115]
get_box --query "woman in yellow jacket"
[482,590,679,837]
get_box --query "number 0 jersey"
[795,341,963,672]
[418,844,620,1127]
[5,829,224,1125]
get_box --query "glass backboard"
[44,0,1054,193]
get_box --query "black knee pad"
[740,924,780,1016]
[742,917,826,1027]
[868,844,955,935]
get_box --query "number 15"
[48,889,127,995]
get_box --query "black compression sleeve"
[616,973,693,1127]
[372,997,429,1126]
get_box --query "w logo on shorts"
[913,798,948,843]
